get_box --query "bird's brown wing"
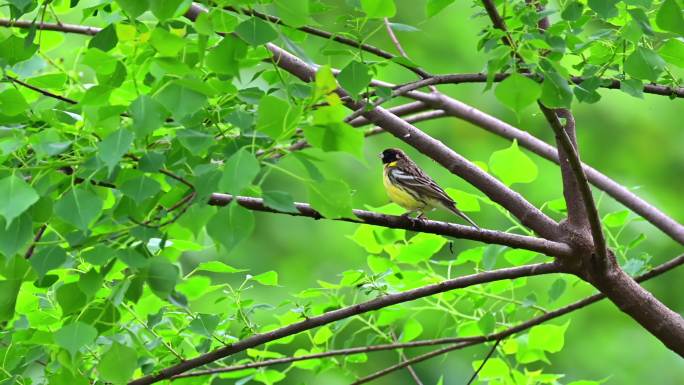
[392,160,456,206]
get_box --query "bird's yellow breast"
[383,166,425,210]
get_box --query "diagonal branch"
[128,262,561,384]
[347,253,684,384]
[171,254,684,382]
[258,39,561,239]
[4,17,682,242]
[208,194,574,258]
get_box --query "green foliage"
[0,0,672,384]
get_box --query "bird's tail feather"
[446,204,479,229]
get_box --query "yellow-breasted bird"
[380,148,479,228]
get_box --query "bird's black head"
[380,148,406,164]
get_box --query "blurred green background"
[221,0,684,383]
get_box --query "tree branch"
[347,253,684,384]
[222,6,431,79]
[171,254,684,382]
[128,262,560,385]
[4,18,682,241]
[253,39,563,239]
[170,336,488,379]
[207,193,574,258]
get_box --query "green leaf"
[445,189,480,212]
[219,148,260,194]
[397,233,447,264]
[54,187,103,231]
[314,65,338,100]
[489,140,538,185]
[196,261,246,274]
[627,8,654,36]
[0,35,37,65]
[0,88,29,116]
[0,214,33,257]
[494,74,541,113]
[528,322,569,353]
[659,39,684,68]
[620,78,644,98]
[57,282,87,314]
[30,247,67,278]
[587,0,619,19]
[120,176,162,204]
[478,313,496,334]
[252,270,279,286]
[262,191,299,213]
[256,95,300,139]
[561,1,583,21]
[470,358,509,379]
[130,95,167,137]
[0,280,21,322]
[603,210,630,228]
[656,0,684,36]
[54,321,97,357]
[205,35,248,76]
[0,175,39,225]
[207,204,255,252]
[540,71,573,108]
[98,343,138,384]
[274,0,309,28]
[89,24,118,51]
[360,0,396,18]
[98,128,134,173]
[503,249,538,265]
[548,278,566,302]
[146,256,179,298]
[116,0,149,19]
[150,27,185,57]
[625,47,665,82]
[235,17,278,46]
[150,0,191,21]
[254,370,286,384]
[305,106,364,158]
[189,313,221,336]
[313,325,333,344]
[426,0,455,17]
[338,61,372,97]
[401,318,423,341]
[154,81,208,121]
[307,179,353,219]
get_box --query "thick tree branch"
[172,254,684,381]
[207,194,574,258]
[480,0,684,357]
[257,40,562,240]
[128,262,560,384]
[405,90,684,244]
[349,253,684,383]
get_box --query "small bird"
[380,148,479,228]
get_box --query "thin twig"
[465,339,501,385]
[128,262,560,385]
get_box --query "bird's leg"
[417,211,427,219]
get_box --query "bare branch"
[207,194,574,258]
[348,253,684,383]
[243,39,562,238]
[5,75,77,105]
[170,336,487,379]
[172,254,684,382]
[466,340,501,385]
[540,105,605,256]
[128,262,560,385]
